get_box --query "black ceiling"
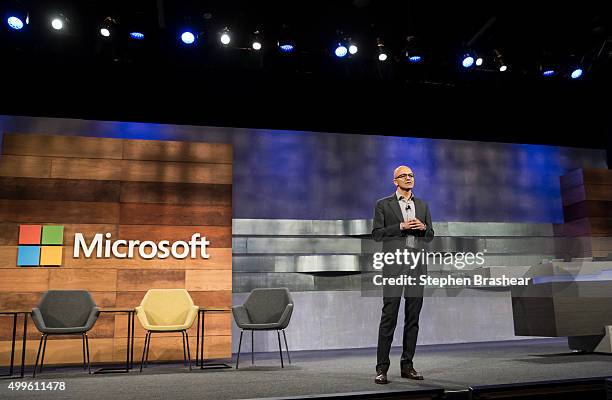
[1,1,611,150]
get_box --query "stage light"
[51,18,64,30]
[404,36,423,64]
[408,55,422,63]
[542,69,555,77]
[251,30,262,50]
[494,50,507,72]
[252,41,262,50]
[475,57,483,66]
[570,68,583,79]
[99,17,117,38]
[348,44,358,55]
[462,54,475,68]
[181,31,195,44]
[7,16,24,30]
[335,44,348,58]
[220,28,231,45]
[377,37,388,62]
[130,32,144,40]
[278,39,295,53]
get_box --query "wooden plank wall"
[0,133,232,366]
[560,168,612,257]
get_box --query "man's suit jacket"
[372,193,435,253]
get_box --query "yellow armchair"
[136,289,198,371]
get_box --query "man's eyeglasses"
[394,173,414,180]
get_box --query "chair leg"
[185,331,192,371]
[140,332,149,373]
[39,335,48,374]
[277,330,284,368]
[32,334,45,378]
[85,333,91,374]
[82,334,87,370]
[251,330,254,365]
[236,330,243,369]
[181,331,187,366]
[282,330,291,364]
[145,332,152,368]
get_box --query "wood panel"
[0,155,52,179]
[563,201,612,222]
[120,181,232,206]
[560,168,612,189]
[185,270,232,291]
[561,184,612,206]
[0,133,232,366]
[51,157,122,180]
[64,247,231,270]
[0,199,119,224]
[116,290,231,309]
[118,225,231,247]
[0,269,49,292]
[189,291,232,309]
[0,246,17,268]
[112,336,229,363]
[48,269,117,291]
[0,223,18,245]
[121,159,232,184]
[3,133,124,159]
[116,270,185,291]
[0,177,121,202]
[114,311,230,339]
[562,218,612,237]
[0,338,116,366]
[122,139,232,164]
[120,203,232,226]
[0,291,115,310]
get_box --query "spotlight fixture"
[462,53,475,68]
[348,43,358,55]
[494,49,507,72]
[99,17,117,37]
[334,43,348,58]
[251,30,262,50]
[130,31,144,40]
[570,67,583,79]
[7,12,27,30]
[220,27,231,45]
[404,36,423,63]
[377,37,388,62]
[181,31,195,45]
[475,57,483,66]
[51,14,67,31]
[277,24,294,53]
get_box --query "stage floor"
[1,338,611,399]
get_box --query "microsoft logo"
[17,225,64,267]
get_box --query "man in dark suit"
[372,165,434,384]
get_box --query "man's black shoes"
[401,365,424,380]
[374,369,389,384]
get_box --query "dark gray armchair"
[31,290,100,377]
[232,287,294,369]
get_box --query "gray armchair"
[232,287,294,369]
[31,290,100,377]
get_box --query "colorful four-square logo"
[17,225,64,267]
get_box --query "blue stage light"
[130,32,144,40]
[181,31,195,45]
[7,16,24,30]
[335,45,348,58]
[570,68,583,79]
[462,55,474,68]
[279,43,294,53]
[542,69,555,77]
[408,55,422,63]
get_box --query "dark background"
[1,1,610,159]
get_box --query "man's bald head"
[393,165,414,191]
